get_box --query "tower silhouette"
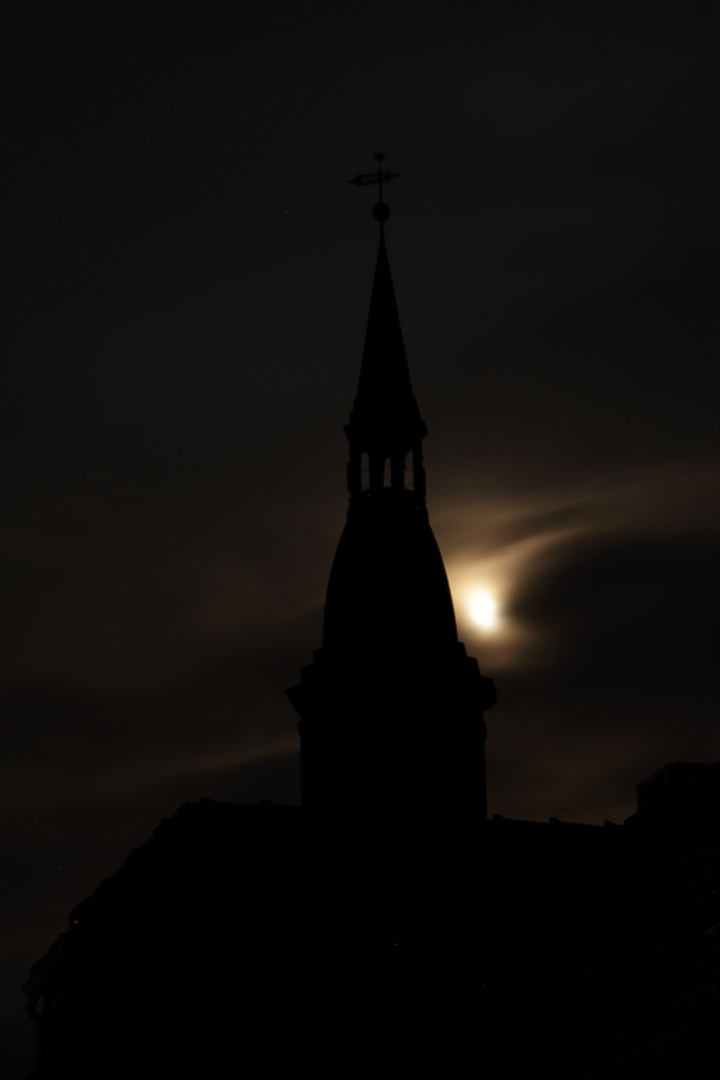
[22,167,719,1079]
[287,177,496,814]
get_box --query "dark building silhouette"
[23,194,720,1079]
[287,211,495,815]
[23,764,720,1078]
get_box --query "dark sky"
[2,0,718,1070]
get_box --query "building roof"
[24,764,720,1078]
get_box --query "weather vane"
[348,150,401,228]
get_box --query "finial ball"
[373,202,391,222]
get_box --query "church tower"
[287,162,496,815]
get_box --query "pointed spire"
[344,233,428,501]
[348,237,425,450]
[344,155,427,500]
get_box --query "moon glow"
[469,591,497,630]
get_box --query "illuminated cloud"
[438,459,719,665]
[425,458,720,819]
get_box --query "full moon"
[470,591,497,629]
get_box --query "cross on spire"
[348,151,401,230]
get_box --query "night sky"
[3,1,719,1070]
